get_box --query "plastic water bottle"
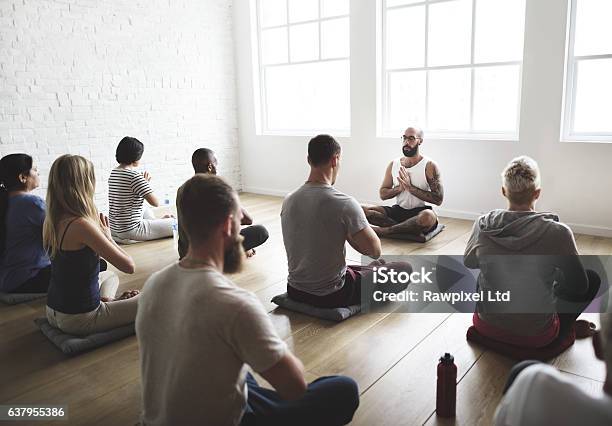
[436,352,457,418]
[172,219,178,250]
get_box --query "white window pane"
[573,59,612,134]
[289,0,318,23]
[265,61,350,131]
[262,28,288,64]
[321,0,349,18]
[386,0,422,7]
[321,18,349,59]
[387,71,426,133]
[289,23,319,62]
[428,0,472,67]
[386,6,425,69]
[260,0,287,28]
[574,0,612,56]
[473,65,520,133]
[475,0,526,63]
[428,68,471,131]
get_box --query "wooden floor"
[1,193,611,425]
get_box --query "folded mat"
[0,292,46,305]
[271,293,360,322]
[384,223,445,243]
[466,325,576,361]
[34,317,135,355]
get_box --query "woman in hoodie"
[464,156,600,349]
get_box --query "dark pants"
[240,373,359,426]
[556,269,601,340]
[178,224,269,259]
[13,265,52,293]
[287,262,412,308]
[502,360,542,394]
[241,225,270,252]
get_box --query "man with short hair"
[363,127,443,238]
[464,156,600,349]
[494,312,612,425]
[282,134,410,308]
[177,148,269,259]
[137,174,359,426]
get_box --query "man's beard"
[223,233,245,274]
[403,145,418,157]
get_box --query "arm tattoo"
[409,164,444,205]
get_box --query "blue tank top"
[46,218,101,314]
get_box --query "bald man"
[363,127,443,238]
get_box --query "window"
[254,0,350,135]
[380,0,526,139]
[563,0,612,142]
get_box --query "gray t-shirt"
[281,182,369,296]
[136,263,287,426]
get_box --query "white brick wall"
[0,0,240,212]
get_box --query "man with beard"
[363,126,443,238]
[136,174,359,426]
[177,147,269,259]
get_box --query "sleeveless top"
[391,156,432,210]
[46,218,101,314]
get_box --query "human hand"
[143,171,152,182]
[116,290,140,300]
[397,167,412,191]
[99,213,112,240]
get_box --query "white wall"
[0,0,239,211]
[234,0,612,237]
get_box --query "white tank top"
[391,156,431,210]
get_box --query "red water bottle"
[436,352,457,417]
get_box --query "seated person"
[44,155,139,336]
[108,136,174,242]
[177,148,269,259]
[363,127,443,238]
[495,313,612,425]
[136,174,359,425]
[464,156,600,349]
[0,154,51,294]
[282,135,410,309]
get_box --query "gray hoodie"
[464,209,587,337]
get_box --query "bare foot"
[245,249,256,258]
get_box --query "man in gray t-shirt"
[281,135,385,308]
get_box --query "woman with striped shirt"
[108,137,174,243]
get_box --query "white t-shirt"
[136,263,287,426]
[495,364,612,426]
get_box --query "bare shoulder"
[425,160,441,176]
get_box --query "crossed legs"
[362,205,437,237]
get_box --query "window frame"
[561,0,612,143]
[378,0,525,140]
[253,0,351,136]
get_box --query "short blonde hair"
[502,156,541,205]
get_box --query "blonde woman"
[43,155,139,336]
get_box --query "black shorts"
[382,205,438,233]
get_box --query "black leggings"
[556,269,601,340]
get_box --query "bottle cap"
[439,352,454,364]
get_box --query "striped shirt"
[108,168,153,234]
